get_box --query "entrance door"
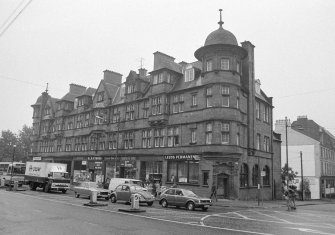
[217,173,229,199]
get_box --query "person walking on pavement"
[210,183,218,202]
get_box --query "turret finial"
[45,83,49,93]
[218,9,224,28]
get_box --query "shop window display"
[167,160,199,184]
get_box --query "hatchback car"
[159,188,212,211]
[73,181,110,200]
[110,184,155,206]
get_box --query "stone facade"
[30,16,281,200]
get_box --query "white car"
[73,181,110,200]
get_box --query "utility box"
[131,193,140,209]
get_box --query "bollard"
[13,181,18,191]
[90,189,97,203]
[131,194,140,209]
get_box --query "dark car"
[110,184,155,206]
[159,188,212,211]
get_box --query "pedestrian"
[210,184,218,202]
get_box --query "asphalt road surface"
[1,188,335,235]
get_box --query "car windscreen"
[53,172,69,179]
[129,185,145,191]
[183,189,197,197]
[87,182,98,188]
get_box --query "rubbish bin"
[131,193,140,209]
[90,189,98,203]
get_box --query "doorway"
[217,173,229,199]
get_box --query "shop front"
[164,154,200,185]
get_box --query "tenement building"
[275,116,335,199]
[30,13,281,200]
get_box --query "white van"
[108,178,143,192]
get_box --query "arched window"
[263,165,270,186]
[240,163,249,187]
[252,164,259,186]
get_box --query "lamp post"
[10,144,16,189]
[300,151,304,201]
[285,117,289,184]
[114,113,121,178]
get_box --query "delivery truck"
[25,162,70,193]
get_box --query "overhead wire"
[0,0,33,38]
[0,0,26,32]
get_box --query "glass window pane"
[177,161,188,183]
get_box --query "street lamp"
[285,116,289,184]
[10,144,16,189]
[114,116,121,178]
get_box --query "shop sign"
[88,156,103,161]
[82,161,87,165]
[164,154,200,161]
[33,157,41,161]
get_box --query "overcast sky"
[1,0,335,135]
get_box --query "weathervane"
[218,9,224,28]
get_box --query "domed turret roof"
[204,9,238,46]
[204,27,238,46]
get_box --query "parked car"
[159,188,212,211]
[73,181,110,200]
[108,178,144,192]
[110,184,155,206]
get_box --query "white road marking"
[286,227,334,235]
[233,212,250,219]
[251,210,291,223]
[1,190,273,235]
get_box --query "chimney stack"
[103,70,122,86]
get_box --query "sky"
[0,0,335,135]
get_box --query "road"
[1,188,335,235]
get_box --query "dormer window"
[185,68,194,82]
[127,84,134,94]
[206,60,213,71]
[78,97,84,107]
[220,58,229,70]
[44,107,51,115]
[97,91,104,102]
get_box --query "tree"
[0,130,18,162]
[17,125,33,162]
[0,125,32,162]
[281,163,298,182]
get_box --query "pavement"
[211,198,334,209]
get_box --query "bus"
[0,162,26,186]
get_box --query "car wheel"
[147,201,153,206]
[161,199,168,208]
[110,195,117,203]
[202,207,208,211]
[186,202,195,211]
[105,196,109,200]
[75,192,80,198]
